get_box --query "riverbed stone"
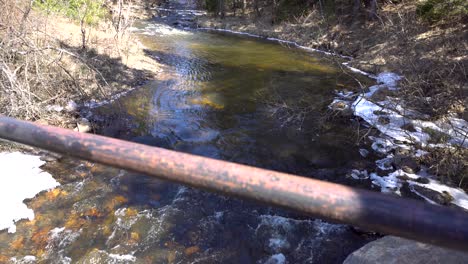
[400,122,417,132]
[392,154,420,174]
[377,116,390,125]
[394,147,410,156]
[344,236,468,264]
[329,100,353,116]
[412,185,454,205]
[39,151,62,162]
[74,118,92,133]
[415,177,430,184]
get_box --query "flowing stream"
[0,3,380,263]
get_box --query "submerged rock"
[344,236,468,264]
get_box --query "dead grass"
[0,0,161,123]
[420,147,468,190]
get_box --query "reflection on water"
[123,24,370,170]
[0,19,376,263]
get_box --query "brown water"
[0,9,377,264]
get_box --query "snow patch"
[375,156,393,171]
[65,100,78,112]
[370,137,397,154]
[411,178,468,209]
[342,62,375,77]
[336,90,355,99]
[376,72,401,89]
[0,152,59,233]
[351,72,467,147]
[353,96,468,147]
[370,168,468,210]
[370,170,416,194]
[359,148,369,157]
[353,97,432,144]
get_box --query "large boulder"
[344,236,468,264]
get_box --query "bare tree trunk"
[352,0,361,19]
[368,0,378,20]
[80,19,86,50]
[217,0,225,19]
[80,6,89,50]
[19,0,33,33]
[254,0,260,18]
[115,0,123,39]
[272,0,277,24]
[233,0,237,16]
[362,0,377,19]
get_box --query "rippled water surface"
[0,10,377,264]
[120,23,372,171]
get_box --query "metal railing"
[1,116,467,251]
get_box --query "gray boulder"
[344,236,468,264]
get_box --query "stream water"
[0,3,380,264]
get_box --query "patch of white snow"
[376,72,402,89]
[0,152,59,233]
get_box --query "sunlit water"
[0,7,378,264]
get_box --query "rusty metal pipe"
[1,116,468,251]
